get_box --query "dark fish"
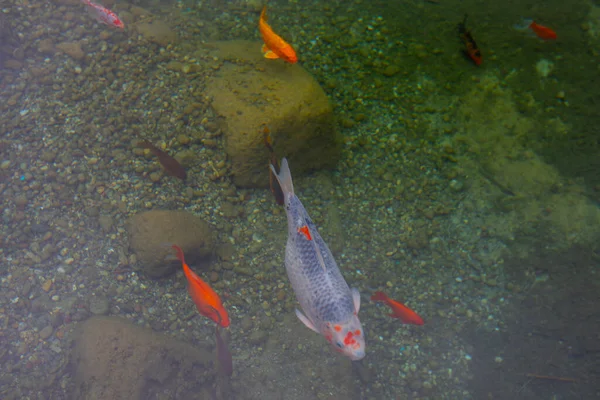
[458,14,482,66]
[215,325,233,377]
[138,140,187,180]
[262,125,284,205]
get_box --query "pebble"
[89,296,110,315]
[98,215,114,232]
[38,325,53,340]
[41,279,53,292]
[240,315,253,331]
[248,330,267,345]
[149,172,161,182]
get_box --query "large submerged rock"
[205,40,342,188]
[71,316,215,400]
[126,210,214,278]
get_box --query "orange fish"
[172,245,230,327]
[518,19,557,40]
[458,14,482,66]
[258,5,298,63]
[371,291,424,325]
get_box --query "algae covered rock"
[126,210,214,278]
[205,40,342,188]
[135,20,176,47]
[72,316,214,400]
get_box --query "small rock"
[38,39,55,54]
[248,330,267,345]
[39,325,54,340]
[98,215,114,232]
[4,59,23,70]
[149,172,161,182]
[135,20,176,47]
[41,279,53,292]
[240,315,253,331]
[89,296,110,315]
[56,41,85,60]
[382,65,401,77]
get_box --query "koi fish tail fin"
[260,5,267,21]
[270,157,294,198]
[171,244,186,264]
[370,291,388,302]
[514,18,533,31]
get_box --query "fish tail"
[370,291,388,302]
[137,140,159,155]
[171,244,186,264]
[270,157,294,198]
[514,18,533,30]
[260,5,267,22]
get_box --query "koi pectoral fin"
[295,309,319,333]
[352,288,361,313]
[263,50,280,59]
[261,45,279,59]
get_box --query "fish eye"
[336,341,344,349]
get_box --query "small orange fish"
[259,5,298,63]
[172,245,230,327]
[371,291,424,325]
[517,19,557,40]
[458,14,482,66]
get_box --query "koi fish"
[262,124,284,205]
[215,325,233,377]
[81,0,124,29]
[171,244,230,327]
[270,158,365,360]
[371,291,424,325]
[458,14,482,66]
[137,140,187,180]
[258,6,298,63]
[516,19,557,40]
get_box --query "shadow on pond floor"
[465,245,600,399]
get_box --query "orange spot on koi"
[297,225,312,241]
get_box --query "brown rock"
[205,40,342,188]
[38,38,55,54]
[135,20,176,47]
[72,316,215,400]
[126,210,214,278]
[129,5,152,18]
[56,41,85,60]
[4,59,23,70]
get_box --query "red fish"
[172,245,230,327]
[516,19,557,40]
[371,291,424,325]
[258,6,298,63]
[137,140,187,180]
[81,0,124,29]
[458,14,482,66]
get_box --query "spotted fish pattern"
[270,158,365,360]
